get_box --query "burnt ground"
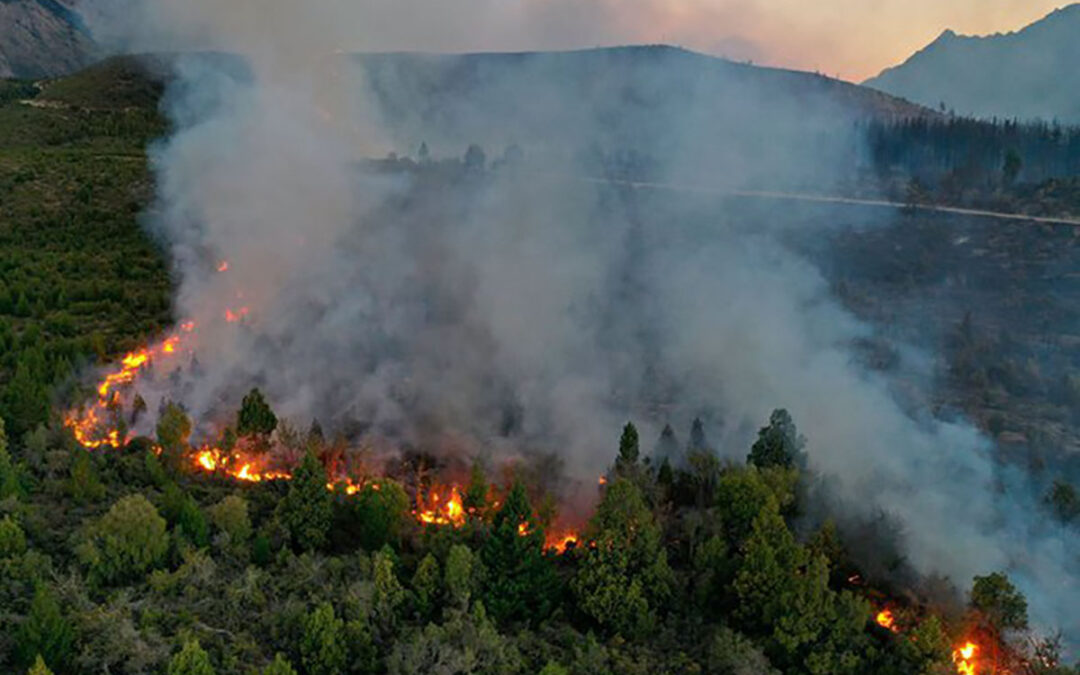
[774,201,1080,478]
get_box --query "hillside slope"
[357,45,936,189]
[0,0,95,78]
[864,4,1080,123]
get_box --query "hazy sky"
[344,0,1070,82]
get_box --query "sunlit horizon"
[325,0,1071,83]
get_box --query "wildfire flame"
[217,260,229,272]
[65,314,581,555]
[547,532,578,552]
[415,487,467,528]
[876,609,899,633]
[64,329,192,449]
[952,641,978,675]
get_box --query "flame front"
[65,324,580,553]
[64,330,192,449]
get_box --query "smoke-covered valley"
[36,0,1073,664]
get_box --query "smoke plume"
[88,0,1078,647]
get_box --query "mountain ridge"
[864,4,1080,122]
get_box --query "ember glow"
[224,307,250,323]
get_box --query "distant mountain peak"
[864,5,1080,122]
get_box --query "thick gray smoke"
[91,0,1077,647]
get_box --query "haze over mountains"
[357,46,932,188]
[865,4,1080,123]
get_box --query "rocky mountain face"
[0,0,95,79]
[864,4,1080,123]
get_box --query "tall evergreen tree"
[15,586,74,670]
[748,409,806,469]
[300,603,347,675]
[3,360,49,438]
[236,388,277,438]
[655,423,680,461]
[480,481,557,626]
[571,478,673,638]
[277,451,332,552]
[689,417,710,453]
[615,422,640,478]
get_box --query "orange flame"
[876,609,899,633]
[195,448,219,471]
[217,260,229,272]
[546,532,578,553]
[64,329,193,449]
[415,487,467,528]
[952,641,978,675]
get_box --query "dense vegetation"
[0,60,171,440]
[4,402,1075,674]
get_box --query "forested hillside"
[0,57,1077,675]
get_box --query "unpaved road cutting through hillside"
[567,174,1080,227]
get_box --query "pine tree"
[16,586,74,670]
[689,417,710,453]
[372,548,405,637]
[411,553,440,621]
[167,640,215,675]
[480,481,557,625]
[748,409,806,469]
[615,422,640,475]
[67,451,105,504]
[237,388,277,438]
[444,544,476,610]
[0,418,25,499]
[276,451,332,551]
[156,402,192,458]
[463,460,488,515]
[300,603,347,675]
[261,654,297,675]
[655,423,680,460]
[0,514,27,558]
[3,360,50,438]
[571,478,673,637]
